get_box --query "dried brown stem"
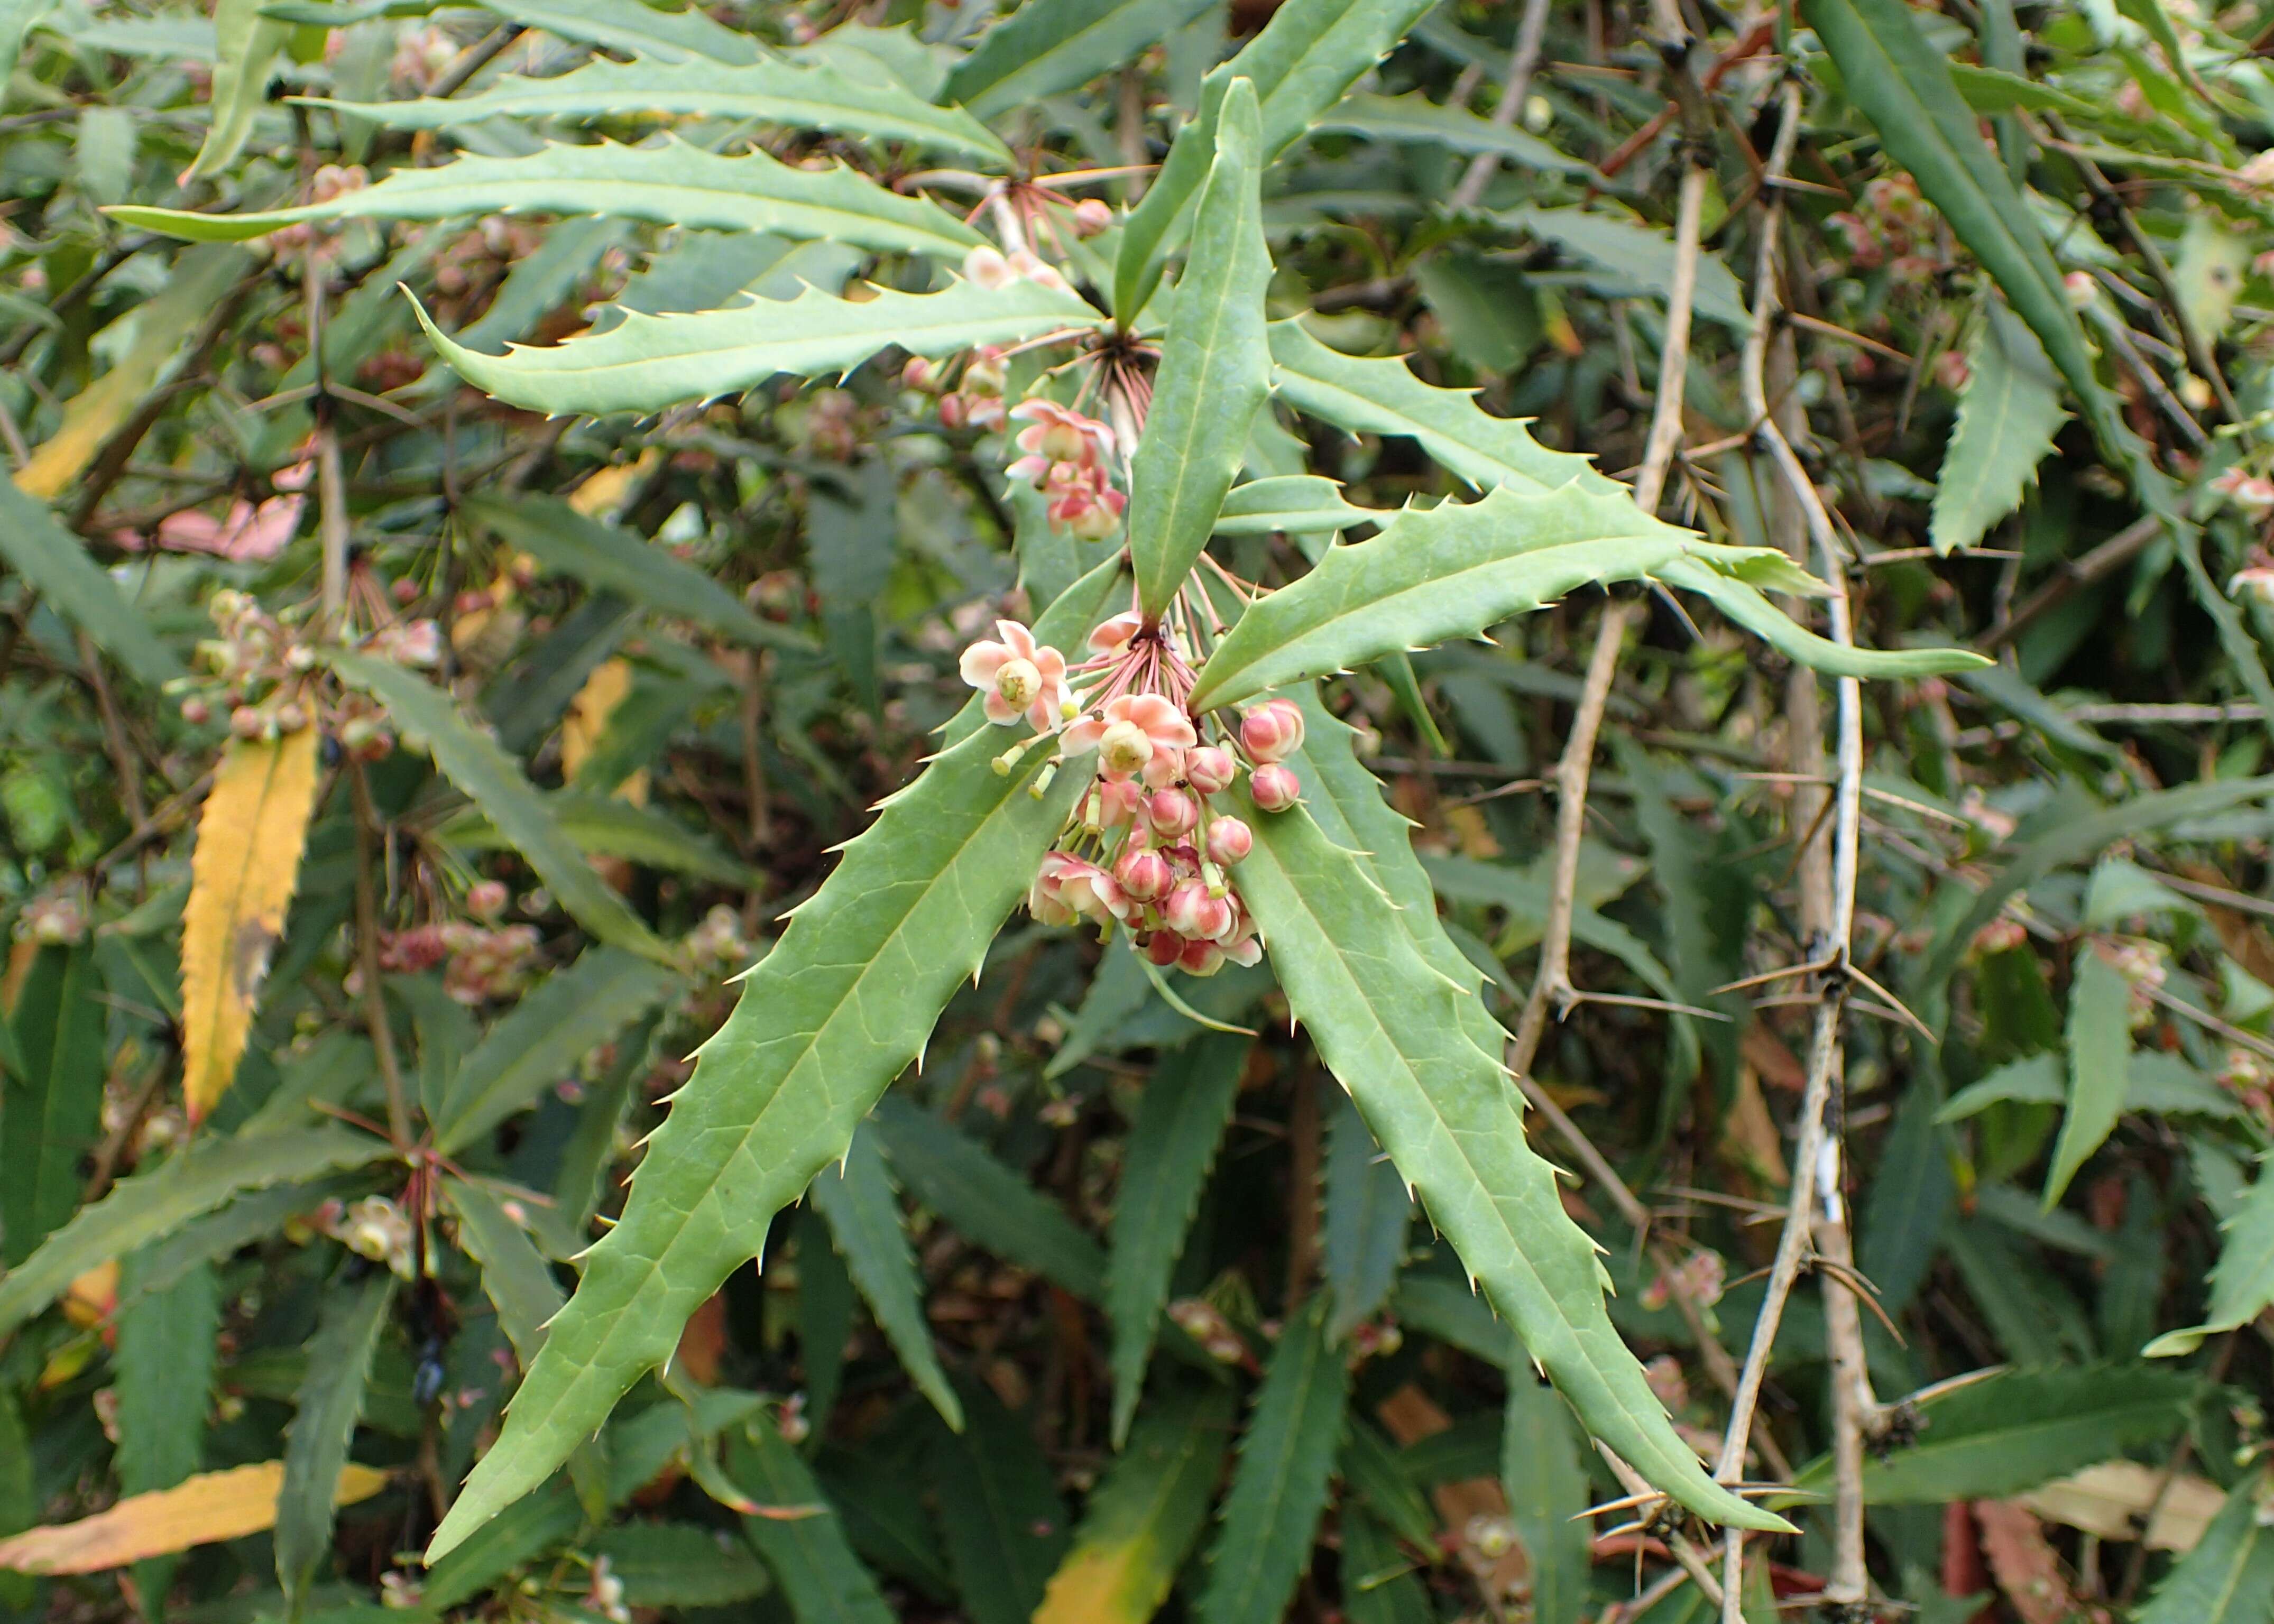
[1448,0,1554,211]
[348,758,412,1146]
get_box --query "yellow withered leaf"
[181,727,323,1122]
[0,1462,389,1574]
[14,247,245,500]
[562,658,648,804]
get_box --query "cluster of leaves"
[2,0,2274,1619]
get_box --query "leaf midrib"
[532,755,1054,1443]
[1253,833,1703,1492]
[1198,532,1672,706]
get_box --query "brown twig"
[348,759,412,1146]
[1981,515,2158,652]
[1448,0,1554,211]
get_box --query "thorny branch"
[1447,0,1554,213]
[1711,78,1879,1619]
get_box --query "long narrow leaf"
[1127,77,1270,617]
[809,1124,964,1431]
[1267,318,1618,496]
[1113,0,1437,318]
[303,54,1009,163]
[946,0,1217,120]
[422,725,1092,1560]
[1236,796,1788,1533]
[1322,1093,1409,1342]
[724,1420,897,1624]
[329,651,666,959]
[2045,948,2133,1206]
[869,1096,1107,1301]
[446,1180,567,1368]
[410,276,1104,418]
[927,1383,1072,1624]
[0,481,182,687]
[2135,1472,2274,1624]
[276,1272,393,1604]
[469,0,759,63]
[1,947,109,1267]
[1802,0,2130,460]
[464,493,815,653]
[1033,1385,1237,1623]
[1107,1032,1248,1446]
[436,945,679,1152]
[1194,1295,1350,1624]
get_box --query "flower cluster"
[1006,398,1125,540]
[959,605,1307,976]
[269,163,367,266]
[172,589,321,739]
[905,347,1007,433]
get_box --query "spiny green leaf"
[1107,1032,1248,1446]
[0,480,183,688]
[1267,318,1618,496]
[115,139,982,259]
[1320,91,1592,175]
[0,946,106,1268]
[1216,474,1385,535]
[1930,301,2066,555]
[1503,1380,1590,1624]
[1801,0,2132,463]
[445,1180,567,1369]
[2147,1160,2274,1357]
[1195,1295,1350,1624]
[927,1382,1072,1624]
[869,1096,1107,1302]
[797,1206,855,1435]
[1190,484,1703,713]
[724,1420,897,1624]
[1788,1365,2196,1505]
[2135,1471,2274,1624]
[410,274,1103,419]
[1128,76,1271,617]
[1339,1419,1437,1554]
[466,494,807,653]
[1032,1384,1237,1623]
[1236,796,1788,1535]
[1323,1093,1409,1343]
[945,0,1218,122]
[303,53,1008,163]
[1113,0,1437,319]
[0,1125,391,1339]
[470,0,759,63]
[1657,557,1994,680]
[809,1124,964,1431]
[277,1271,394,1604]
[2044,947,2133,1207]
[436,946,680,1154]
[328,651,667,960]
[421,726,1090,1562]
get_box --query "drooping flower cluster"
[959,603,1308,976]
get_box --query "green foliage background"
[3,0,2274,1618]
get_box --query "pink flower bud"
[1115,847,1173,901]
[964,245,1013,290]
[1186,746,1235,795]
[1240,699,1305,763]
[963,353,1007,397]
[1164,882,1231,942]
[1099,718,1153,780]
[1097,778,1145,827]
[466,879,509,919]
[1144,929,1185,967]
[1205,815,1252,864]
[901,357,941,392]
[1071,198,1113,238]
[1146,788,1199,838]
[937,392,970,430]
[1250,763,1301,813]
[1180,937,1226,976]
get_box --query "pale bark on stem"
[1448,0,1554,211]
[1715,80,1877,1619]
[1599,1448,1727,1609]
[1506,54,1708,1080]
